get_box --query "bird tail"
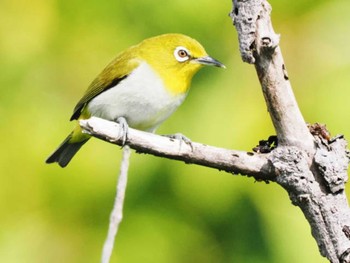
[46,132,89,168]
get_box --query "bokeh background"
[1,0,349,262]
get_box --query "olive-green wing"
[70,52,140,121]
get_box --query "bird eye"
[174,46,190,62]
[178,49,188,58]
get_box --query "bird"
[46,33,225,167]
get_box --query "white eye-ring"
[174,46,190,62]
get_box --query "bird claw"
[164,133,193,151]
[115,117,129,147]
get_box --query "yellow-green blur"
[1,1,349,262]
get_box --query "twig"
[101,145,131,263]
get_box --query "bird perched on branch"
[46,33,225,167]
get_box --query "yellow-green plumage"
[46,33,224,167]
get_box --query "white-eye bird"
[46,33,225,167]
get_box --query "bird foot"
[163,133,193,151]
[115,117,129,147]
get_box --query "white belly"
[87,62,187,132]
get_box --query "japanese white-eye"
[46,33,225,167]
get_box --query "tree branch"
[230,0,350,262]
[230,0,314,151]
[80,117,273,181]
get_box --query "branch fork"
[230,1,350,262]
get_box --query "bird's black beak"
[193,56,226,68]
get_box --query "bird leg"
[115,117,129,147]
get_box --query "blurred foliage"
[1,0,349,262]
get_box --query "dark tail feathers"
[46,133,89,168]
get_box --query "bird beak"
[192,56,226,68]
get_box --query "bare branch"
[270,138,350,262]
[230,0,314,151]
[80,117,273,181]
[230,1,350,262]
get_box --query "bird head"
[135,33,225,94]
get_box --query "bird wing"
[70,53,140,121]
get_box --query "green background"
[1,0,349,262]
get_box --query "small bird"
[46,33,225,167]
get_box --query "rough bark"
[230,0,350,262]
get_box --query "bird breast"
[87,61,187,132]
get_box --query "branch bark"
[230,0,350,262]
[230,0,314,151]
[80,117,273,181]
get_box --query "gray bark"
[230,0,350,262]
[80,117,273,180]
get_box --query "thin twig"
[101,145,131,263]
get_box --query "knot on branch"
[230,0,279,64]
[340,248,350,263]
[269,146,315,205]
[314,135,349,193]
